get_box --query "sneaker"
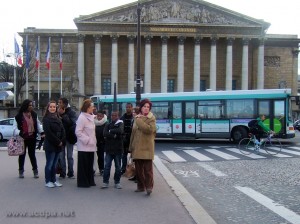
[101,183,109,189]
[59,174,66,179]
[146,189,152,195]
[114,183,122,189]
[45,182,55,188]
[54,181,63,187]
[67,175,75,179]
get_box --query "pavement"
[0,149,216,224]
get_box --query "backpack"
[248,119,259,132]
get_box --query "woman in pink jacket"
[75,99,97,187]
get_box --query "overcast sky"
[1,0,299,59]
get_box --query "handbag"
[124,159,135,178]
[7,129,25,156]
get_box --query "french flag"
[59,38,63,70]
[35,38,39,69]
[46,37,50,69]
[14,37,23,66]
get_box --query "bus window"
[173,103,182,119]
[226,100,254,118]
[185,102,195,119]
[152,102,169,119]
[198,101,223,119]
[258,101,270,117]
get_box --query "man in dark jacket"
[58,98,78,179]
[101,111,124,189]
[120,103,133,174]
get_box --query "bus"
[91,89,295,142]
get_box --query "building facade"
[19,0,299,111]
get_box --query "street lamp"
[136,1,141,106]
[5,54,17,107]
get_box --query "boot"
[19,170,24,179]
[33,169,39,178]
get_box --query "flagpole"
[37,36,40,109]
[25,35,28,99]
[60,38,63,96]
[48,37,51,100]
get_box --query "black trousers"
[18,139,37,171]
[77,151,95,188]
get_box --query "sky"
[1,0,299,61]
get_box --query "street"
[0,132,300,224]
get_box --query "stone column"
[193,37,201,91]
[127,35,135,93]
[209,37,217,91]
[257,38,265,89]
[241,38,249,90]
[177,36,185,92]
[111,35,118,94]
[144,35,152,93]
[225,38,233,90]
[161,36,168,93]
[77,34,85,96]
[94,35,102,95]
[292,50,299,96]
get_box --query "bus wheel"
[232,127,247,143]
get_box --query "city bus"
[90,89,295,142]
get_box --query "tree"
[0,48,37,106]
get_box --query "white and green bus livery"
[91,89,295,142]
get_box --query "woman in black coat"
[43,100,66,188]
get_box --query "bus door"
[258,100,285,135]
[172,102,196,137]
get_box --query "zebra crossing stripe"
[288,146,300,151]
[281,148,300,156]
[257,148,292,158]
[184,150,213,161]
[235,186,300,224]
[162,151,186,162]
[197,163,227,177]
[205,149,240,160]
[225,148,266,159]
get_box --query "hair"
[139,98,152,110]
[18,99,33,114]
[81,99,93,113]
[126,102,133,107]
[59,97,69,107]
[43,100,58,121]
[133,107,140,114]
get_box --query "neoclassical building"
[20,0,299,110]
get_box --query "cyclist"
[252,114,274,142]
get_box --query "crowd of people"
[12,98,157,195]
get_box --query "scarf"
[23,112,35,136]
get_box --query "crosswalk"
[159,145,300,163]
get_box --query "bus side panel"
[185,119,196,133]
[201,120,230,133]
[156,119,172,135]
[173,119,182,133]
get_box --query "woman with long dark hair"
[13,99,44,178]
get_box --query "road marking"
[205,149,240,160]
[280,148,300,156]
[154,156,217,224]
[162,151,186,162]
[288,146,300,152]
[226,148,266,159]
[235,186,300,224]
[257,148,292,158]
[174,169,200,178]
[197,163,227,177]
[184,150,213,161]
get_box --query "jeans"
[103,154,122,184]
[45,150,60,183]
[59,141,74,177]
[121,152,128,172]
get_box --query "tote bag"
[7,129,25,156]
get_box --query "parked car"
[0,118,14,141]
[293,120,300,131]
[0,118,43,141]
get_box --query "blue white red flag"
[46,37,50,69]
[25,35,30,69]
[35,38,39,69]
[14,37,23,66]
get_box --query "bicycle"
[238,132,282,155]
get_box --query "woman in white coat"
[75,99,97,187]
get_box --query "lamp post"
[5,54,17,107]
[136,1,141,106]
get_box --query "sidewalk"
[0,150,215,224]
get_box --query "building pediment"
[74,0,269,29]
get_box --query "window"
[167,79,175,92]
[226,100,254,118]
[102,78,111,95]
[198,101,223,119]
[200,80,206,91]
[151,102,171,119]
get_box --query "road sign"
[0,91,14,100]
